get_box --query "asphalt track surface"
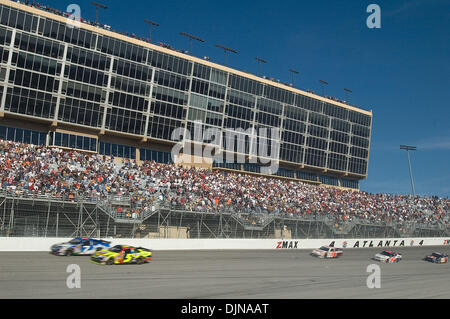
[0,247,449,299]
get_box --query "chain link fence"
[0,193,448,239]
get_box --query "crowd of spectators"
[1,139,449,229]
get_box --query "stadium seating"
[0,139,448,228]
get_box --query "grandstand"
[0,0,370,190]
[0,0,448,240]
[0,140,448,239]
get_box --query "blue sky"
[41,0,450,197]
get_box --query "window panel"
[305,148,326,168]
[257,98,282,115]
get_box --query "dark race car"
[424,252,448,264]
[50,237,111,256]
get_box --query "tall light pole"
[319,80,328,97]
[289,69,299,86]
[180,32,205,55]
[90,1,107,25]
[144,19,159,43]
[400,145,417,196]
[255,57,267,76]
[216,44,237,66]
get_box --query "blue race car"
[50,237,111,256]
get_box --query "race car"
[311,246,344,259]
[50,237,111,256]
[91,245,152,265]
[373,250,402,263]
[424,252,449,264]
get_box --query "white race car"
[50,237,110,256]
[373,250,402,263]
[311,246,344,259]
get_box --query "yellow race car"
[91,245,152,265]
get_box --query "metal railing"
[0,191,448,238]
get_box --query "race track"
[0,247,448,299]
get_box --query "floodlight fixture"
[180,32,205,55]
[255,57,267,76]
[144,19,159,43]
[90,1,107,25]
[216,44,237,66]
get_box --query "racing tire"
[136,257,145,265]
[106,258,114,266]
[65,249,73,257]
